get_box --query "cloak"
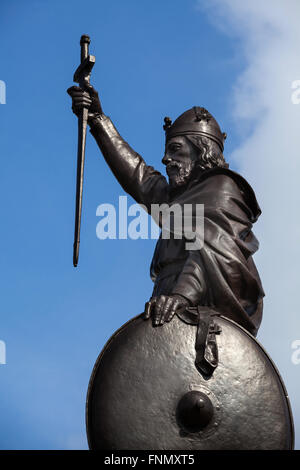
[90,115,264,336]
[150,167,264,336]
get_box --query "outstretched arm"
[67,84,169,210]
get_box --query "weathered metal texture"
[86,315,294,450]
[72,35,95,267]
[164,106,226,151]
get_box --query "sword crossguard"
[73,55,96,85]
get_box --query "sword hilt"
[74,35,95,86]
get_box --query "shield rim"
[85,313,295,450]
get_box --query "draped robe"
[90,115,264,336]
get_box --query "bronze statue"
[67,36,293,450]
[68,87,264,338]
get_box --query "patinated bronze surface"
[86,313,294,450]
[72,35,95,267]
[67,36,293,450]
[68,86,264,337]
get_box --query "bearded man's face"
[162,136,198,188]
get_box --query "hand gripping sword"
[72,35,95,267]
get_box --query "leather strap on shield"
[195,308,222,375]
[177,306,222,376]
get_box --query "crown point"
[193,106,212,122]
[163,116,172,131]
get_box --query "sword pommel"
[80,35,90,62]
[80,34,90,44]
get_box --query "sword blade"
[73,105,89,267]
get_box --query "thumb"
[83,82,98,97]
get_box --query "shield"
[86,312,294,450]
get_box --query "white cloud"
[200,0,300,447]
[200,0,300,332]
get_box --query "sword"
[72,35,95,267]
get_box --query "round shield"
[86,314,294,450]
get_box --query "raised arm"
[67,84,169,210]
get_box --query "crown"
[163,107,226,151]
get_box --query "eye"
[169,143,181,152]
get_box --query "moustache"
[166,161,182,174]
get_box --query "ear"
[185,135,203,161]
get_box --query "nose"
[162,153,171,165]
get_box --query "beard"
[166,160,196,188]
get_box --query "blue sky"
[0,0,299,449]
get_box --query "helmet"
[164,107,226,152]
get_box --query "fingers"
[144,299,155,320]
[143,295,188,326]
[147,295,175,326]
[67,86,92,105]
[153,295,166,326]
[67,85,96,97]
[67,84,102,117]
[161,297,174,324]
[143,296,162,325]
[164,297,179,323]
[72,94,92,108]
[67,86,82,96]
[69,90,92,117]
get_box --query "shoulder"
[194,168,262,222]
